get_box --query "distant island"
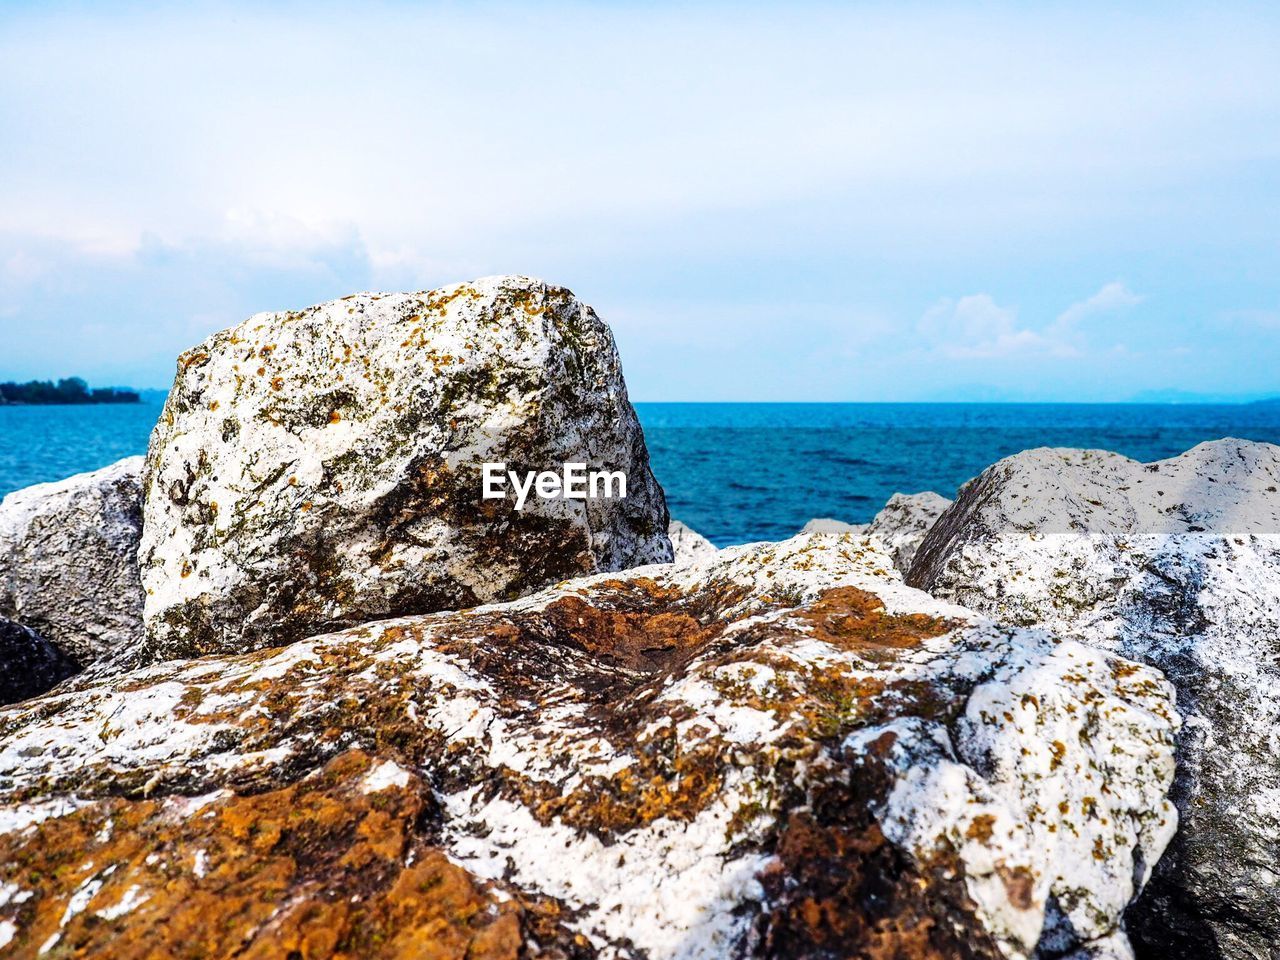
[0,377,140,405]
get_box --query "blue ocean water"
[3,401,1280,546]
[0,402,163,496]
[642,402,1280,544]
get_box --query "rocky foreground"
[909,441,1280,960]
[0,277,1276,960]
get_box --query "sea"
[3,400,1280,547]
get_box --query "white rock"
[140,276,671,660]
[868,490,952,574]
[0,532,1177,959]
[0,457,144,666]
[668,519,717,564]
[797,489,951,576]
[909,438,1280,959]
[799,518,867,535]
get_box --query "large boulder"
[0,618,78,705]
[908,439,1280,959]
[1,534,1178,959]
[140,276,671,661]
[668,518,717,564]
[0,457,145,667]
[868,490,952,574]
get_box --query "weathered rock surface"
[140,276,671,662]
[868,490,952,574]
[908,439,1280,960]
[797,491,949,573]
[0,618,77,706]
[0,748,589,959]
[799,517,868,535]
[667,519,717,564]
[0,457,144,666]
[1,535,1178,959]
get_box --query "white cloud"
[1053,281,1143,332]
[920,281,1142,360]
[919,294,1068,359]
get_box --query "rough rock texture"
[908,440,1280,960]
[868,491,952,574]
[1,535,1178,959]
[141,276,671,662]
[799,517,867,535]
[0,457,144,666]
[667,519,717,565]
[0,749,590,959]
[0,618,78,706]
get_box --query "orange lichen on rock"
[795,586,958,651]
[501,725,728,834]
[0,529,1181,960]
[0,751,590,960]
[541,595,718,673]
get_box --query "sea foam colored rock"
[797,491,949,573]
[799,517,867,535]
[140,276,671,661]
[0,457,144,667]
[908,439,1280,960]
[867,490,952,574]
[667,519,717,564]
[1,534,1177,959]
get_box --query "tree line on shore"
[0,377,140,405]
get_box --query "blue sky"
[1,1,1278,401]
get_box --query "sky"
[1,1,1278,401]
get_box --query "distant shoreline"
[0,397,142,406]
[2,397,1278,407]
[0,378,141,406]
[0,400,142,406]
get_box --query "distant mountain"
[920,384,1024,402]
[1127,389,1279,404]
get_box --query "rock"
[797,493,950,575]
[799,517,868,535]
[0,618,78,706]
[867,491,952,574]
[140,276,671,662]
[0,749,588,959]
[0,457,145,666]
[668,519,717,564]
[908,439,1280,960]
[1,534,1178,959]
